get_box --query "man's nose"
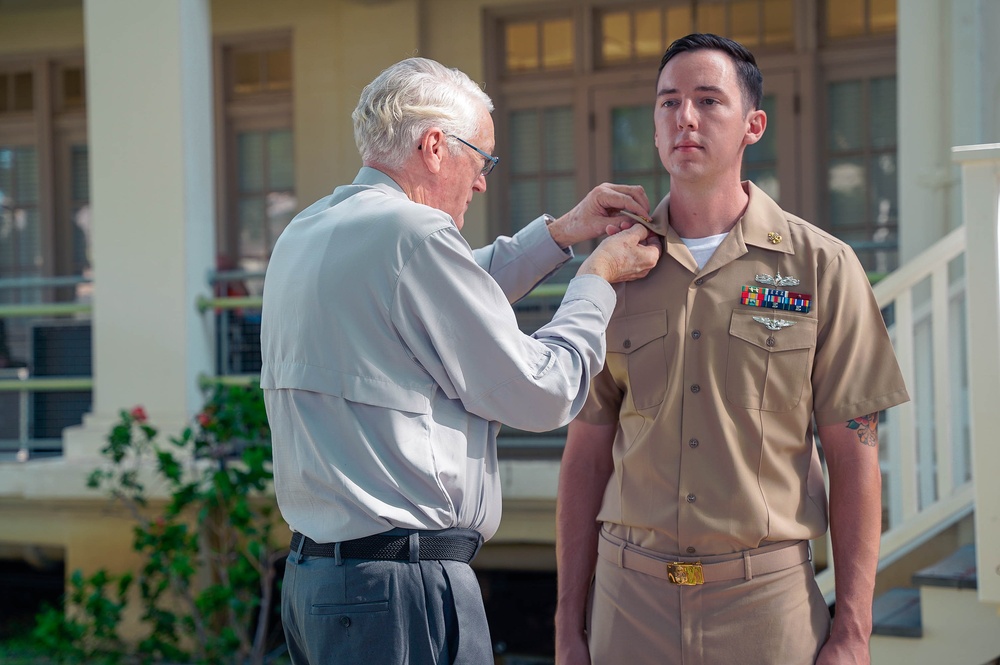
[474,172,487,193]
[677,99,697,129]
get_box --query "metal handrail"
[0,302,92,319]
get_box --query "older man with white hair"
[261,57,661,664]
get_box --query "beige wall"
[0,5,84,54]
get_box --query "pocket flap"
[607,310,668,354]
[729,310,816,352]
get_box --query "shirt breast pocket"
[606,310,669,412]
[726,310,817,412]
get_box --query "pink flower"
[130,406,148,423]
[196,412,212,428]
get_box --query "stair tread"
[911,544,977,589]
[871,588,922,638]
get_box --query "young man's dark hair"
[658,33,763,113]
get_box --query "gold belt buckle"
[666,561,704,585]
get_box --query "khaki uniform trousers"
[587,532,832,665]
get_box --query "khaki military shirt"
[578,182,909,556]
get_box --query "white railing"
[816,144,1000,603]
[815,224,975,600]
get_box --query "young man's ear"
[417,128,447,174]
[744,109,767,146]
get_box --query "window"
[825,0,896,40]
[217,37,295,280]
[0,57,89,307]
[488,1,897,274]
[824,75,898,273]
[504,16,574,74]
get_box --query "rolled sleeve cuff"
[520,215,574,265]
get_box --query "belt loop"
[334,541,343,566]
[293,533,307,564]
[617,541,626,569]
[408,532,420,563]
[743,550,752,581]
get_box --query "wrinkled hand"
[577,223,662,284]
[548,183,651,248]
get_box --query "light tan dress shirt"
[578,182,909,556]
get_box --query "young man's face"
[654,49,764,186]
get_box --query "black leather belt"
[290,531,480,564]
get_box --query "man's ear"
[418,128,447,174]
[744,108,767,146]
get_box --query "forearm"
[555,422,616,647]
[820,417,883,644]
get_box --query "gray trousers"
[281,528,492,665]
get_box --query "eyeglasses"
[449,135,499,176]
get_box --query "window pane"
[267,191,297,248]
[0,149,10,194]
[267,130,295,190]
[63,67,85,108]
[747,166,780,202]
[827,81,863,151]
[510,179,541,233]
[238,132,265,192]
[239,197,266,257]
[828,157,866,227]
[612,105,654,172]
[730,1,760,47]
[13,72,33,112]
[18,207,41,268]
[509,110,540,175]
[0,74,7,111]
[543,19,573,69]
[15,148,38,202]
[871,153,897,226]
[545,177,576,218]
[870,77,896,150]
[233,51,261,94]
[506,22,539,72]
[543,107,574,171]
[266,48,292,90]
[745,95,776,165]
[696,3,726,36]
[763,0,794,45]
[826,0,865,38]
[70,145,89,201]
[871,0,897,33]
[635,9,663,59]
[601,11,630,63]
[666,6,694,45]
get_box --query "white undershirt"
[681,232,729,270]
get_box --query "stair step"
[871,587,922,637]
[911,543,977,589]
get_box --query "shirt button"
[340,616,351,627]
[686,546,696,554]
[690,384,700,393]
[694,278,704,286]
[688,438,699,448]
[691,330,701,339]
[766,336,776,347]
[686,493,696,503]
[623,339,632,349]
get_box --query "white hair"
[352,57,494,169]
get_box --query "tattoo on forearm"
[846,412,879,447]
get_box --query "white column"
[953,143,1000,605]
[65,0,215,458]
[898,0,954,262]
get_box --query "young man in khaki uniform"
[555,34,909,665]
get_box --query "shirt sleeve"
[811,246,910,425]
[391,225,616,432]
[471,216,572,304]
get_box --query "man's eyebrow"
[656,85,727,97]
